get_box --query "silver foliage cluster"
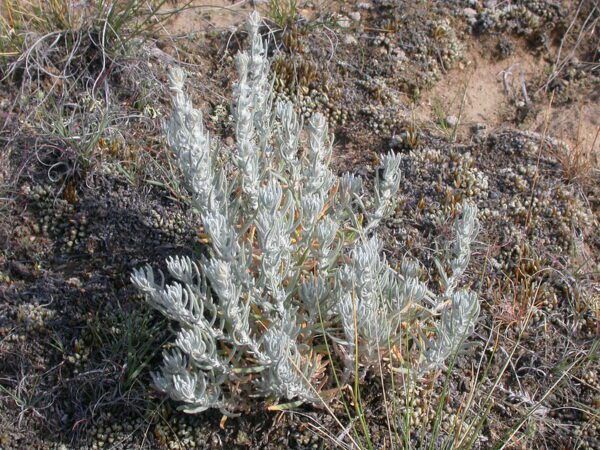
[131,11,481,414]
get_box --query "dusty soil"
[0,0,598,449]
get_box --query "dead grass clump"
[553,123,600,190]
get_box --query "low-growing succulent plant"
[131,12,480,415]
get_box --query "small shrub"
[131,12,480,415]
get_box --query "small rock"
[344,35,358,45]
[390,135,403,148]
[337,16,351,28]
[471,122,486,132]
[392,48,407,61]
[348,11,361,22]
[445,115,459,127]
[463,8,477,18]
[67,277,82,288]
[357,2,372,9]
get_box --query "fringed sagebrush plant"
[131,12,480,415]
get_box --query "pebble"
[445,115,459,127]
[463,8,478,18]
[337,16,351,28]
[344,35,358,45]
[349,11,361,22]
[390,135,403,148]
